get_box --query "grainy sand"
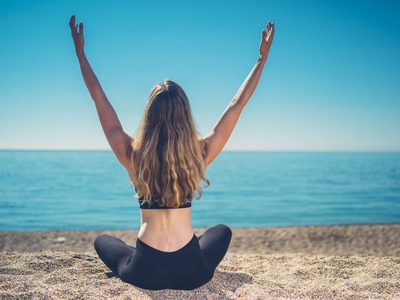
[1,223,399,299]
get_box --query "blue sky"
[1,0,399,151]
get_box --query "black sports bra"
[138,196,192,209]
[135,188,192,209]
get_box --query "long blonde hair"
[131,80,209,208]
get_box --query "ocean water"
[0,150,399,231]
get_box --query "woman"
[69,15,275,290]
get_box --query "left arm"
[200,22,275,166]
[69,15,132,169]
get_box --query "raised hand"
[69,15,85,54]
[259,21,275,58]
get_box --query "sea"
[0,150,399,231]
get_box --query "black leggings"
[94,224,232,290]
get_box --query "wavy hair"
[131,80,209,208]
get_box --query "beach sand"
[1,223,399,299]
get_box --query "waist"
[136,233,198,254]
[138,217,194,252]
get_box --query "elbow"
[229,99,245,113]
[92,93,108,104]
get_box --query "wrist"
[258,54,268,64]
[76,48,85,58]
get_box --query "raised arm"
[200,21,275,166]
[69,15,132,169]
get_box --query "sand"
[1,223,399,299]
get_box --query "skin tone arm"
[69,15,133,169]
[200,21,275,166]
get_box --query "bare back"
[124,141,207,252]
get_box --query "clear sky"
[1,0,399,151]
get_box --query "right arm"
[69,16,133,169]
[201,21,275,166]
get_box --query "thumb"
[262,29,267,38]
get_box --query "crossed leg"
[197,224,232,269]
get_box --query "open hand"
[69,15,85,54]
[259,21,275,58]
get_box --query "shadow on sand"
[140,270,253,299]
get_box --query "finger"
[271,22,275,35]
[267,22,270,32]
[79,22,83,34]
[69,15,76,30]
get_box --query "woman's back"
[124,162,195,251]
